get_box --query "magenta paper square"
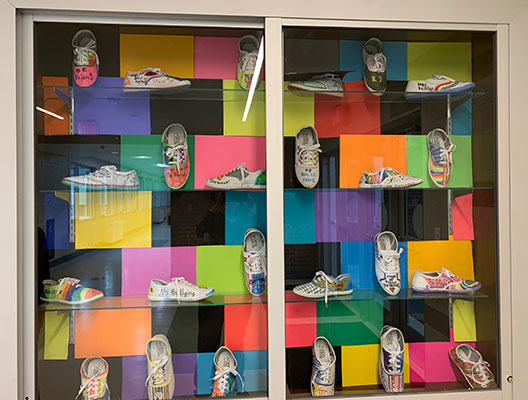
[194,37,239,80]
[121,247,196,296]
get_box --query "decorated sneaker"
[123,67,191,90]
[358,167,422,188]
[379,325,405,393]
[375,231,402,295]
[41,278,103,305]
[77,357,110,400]
[148,277,214,302]
[363,37,387,95]
[62,165,140,190]
[162,123,190,189]
[427,128,456,187]
[145,334,174,400]
[237,35,261,90]
[449,344,496,389]
[243,229,267,296]
[72,29,99,87]
[295,126,322,189]
[411,268,481,293]
[205,163,266,189]
[405,74,475,99]
[311,337,336,397]
[293,271,353,304]
[287,74,344,97]
[212,346,244,397]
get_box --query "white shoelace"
[246,254,267,277]
[312,362,333,385]
[299,144,322,167]
[212,367,245,393]
[314,271,335,305]
[145,355,170,387]
[471,360,494,386]
[388,352,402,374]
[241,52,257,73]
[435,144,456,166]
[76,376,109,399]
[164,142,188,172]
[384,249,403,272]
[170,277,190,304]
[88,166,115,179]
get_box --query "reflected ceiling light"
[242,37,264,122]
[133,156,152,159]
[36,106,64,120]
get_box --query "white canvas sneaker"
[295,126,322,189]
[288,74,344,97]
[62,165,139,190]
[205,163,266,189]
[358,167,422,188]
[379,326,405,393]
[123,67,191,90]
[311,337,336,397]
[243,229,267,296]
[405,74,475,99]
[237,35,261,90]
[148,278,214,302]
[375,231,402,295]
[293,271,353,305]
[145,334,175,400]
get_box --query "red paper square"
[285,302,317,348]
[224,303,268,351]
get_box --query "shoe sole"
[358,180,422,189]
[148,291,214,302]
[405,82,476,100]
[411,282,482,294]
[122,81,191,92]
[287,83,344,98]
[292,290,353,299]
[40,293,104,305]
[205,182,266,190]
[61,180,139,190]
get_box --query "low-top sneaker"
[363,38,387,95]
[379,325,405,393]
[41,277,103,305]
[148,278,214,302]
[237,35,261,90]
[145,334,174,400]
[205,163,266,189]
[123,67,191,90]
[405,74,475,99]
[243,228,267,296]
[411,268,481,293]
[358,167,422,188]
[449,344,496,389]
[288,74,344,97]
[212,346,243,397]
[311,337,336,397]
[293,271,353,304]
[295,126,322,189]
[77,357,110,400]
[427,128,456,187]
[72,29,99,87]
[375,231,402,295]
[62,165,140,190]
[162,123,190,189]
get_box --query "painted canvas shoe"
[145,334,174,400]
[375,231,402,295]
[162,123,190,189]
[123,67,191,90]
[363,37,387,95]
[295,126,322,189]
[148,277,214,302]
[212,346,243,397]
[358,167,422,188]
[311,337,336,397]
[379,325,405,393]
[76,357,110,400]
[237,35,261,90]
[41,278,103,305]
[205,163,266,189]
[62,165,139,190]
[293,271,353,304]
[450,344,496,389]
[72,29,99,87]
[411,268,481,293]
[427,128,456,187]
[243,228,267,296]
[288,74,344,97]
[406,74,475,99]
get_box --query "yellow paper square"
[44,311,69,360]
[407,42,472,82]
[120,34,194,78]
[223,80,266,136]
[407,238,474,287]
[342,344,410,387]
[284,82,314,137]
[453,299,477,342]
[75,191,152,249]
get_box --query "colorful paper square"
[284,82,315,137]
[44,311,69,360]
[452,194,474,240]
[452,99,472,135]
[223,80,266,136]
[44,193,70,250]
[453,300,477,342]
[285,302,317,348]
[225,191,266,245]
[42,76,69,135]
[284,190,316,245]
[195,245,245,294]
[225,303,268,351]
[194,37,239,80]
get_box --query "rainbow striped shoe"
[145,335,174,400]
[411,268,481,293]
[427,128,456,187]
[405,74,475,99]
[211,346,243,397]
[40,277,103,305]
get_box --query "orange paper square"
[224,304,268,351]
[340,134,407,188]
[42,76,70,135]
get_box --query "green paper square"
[316,300,383,346]
[284,82,314,137]
[223,80,266,136]
[121,134,195,191]
[406,135,472,188]
[196,245,246,294]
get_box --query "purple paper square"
[73,76,150,135]
[315,190,381,242]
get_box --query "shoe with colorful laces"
[205,163,266,189]
[76,357,110,400]
[411,268,481,293]
[61,165,140,190]
[379,325,405,393]
[311,337,336,397]
[148,277,214,302]
[427,128,456,187]
[449,344,496,389]
[211,346,244,397]
[375,231,403,295]
[295,126,322,189]
[145,334,174,400]
[123,67,191,90]
[162,123,190,189]
[405,74,475,99]
[358,167,422,188]
[41,278,103,305]
[72,29,99,87]
[363,37,387,95]
[288,74,344,97]
[237,35,261,90]
[293,271,353,304]
[243,228,267,296]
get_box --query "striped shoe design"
[40,277,104,305]
[427,128,455,187]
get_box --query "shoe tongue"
[100,165,117,171]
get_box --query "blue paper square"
[284,190,315,245]
[44,193,70,250]
[225,191,267,245]
[452,99,472,135]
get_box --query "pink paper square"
[121,247,196,296]
[194,135,266,189]
[194,37,239,80]
[285,302,317,348]
[452,194,474,240]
